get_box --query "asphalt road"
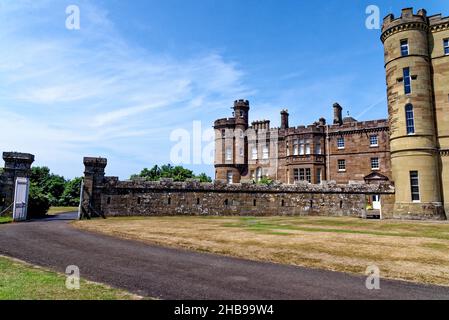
[0,212,448,300]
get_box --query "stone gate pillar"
[82,157,107,219]
[0,152,34,215]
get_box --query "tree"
[131,164,212,182]
[30,167,66,206]
[59,177,82,206]
[28,183,51,218]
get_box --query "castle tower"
[381,8,445,219]
[213,100,250,183]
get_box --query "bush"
[59,177,82,206]
[28,183,51,218]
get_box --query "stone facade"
[0,152,34,215]
[382,8,449,219]
[81,157,396,219]
[214,102,391,186]
[213,8,449,220]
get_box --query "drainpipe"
[326,125,331,181]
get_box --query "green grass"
[47,207,79,215]
[0,256,140,300]
[0,217,12,224]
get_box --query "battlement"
[234,99,250,108]
[381,8,429,42]
[214,118,236,128]
[251,120,270,130]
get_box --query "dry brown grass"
[73,216,449,286]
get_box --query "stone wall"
[82,157,397,219]
[99,178,395,218]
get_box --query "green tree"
[59,177,82,206]
[131,164,211,182]
[30,167,67,206]
[28,183,51,218]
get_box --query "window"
[405,104,415,134]
[371,158,380,170]
[293,168,311,182]
[252,147,258,160]
[403,67,412,94]
[444,39,449,55]
[293,139,299,155]
[400,39,409,56]
[337,137,345,149]
[293,169,300,182]
[410,171,420,202]
[262,146,269,159]
[299,169,305,181]
[305,168,311,183]
[316,168,322,184]
[226,148,232,161]
[316,141,322,154]
[299,139,305,155]
[305,142,311,155]
[226,171,233,184]
[370,135,378,147]
[286,141,290,156]
[338,160,346,171]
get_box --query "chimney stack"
[280,109,289,129]
[333,103,343,125]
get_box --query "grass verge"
[0,255,141,300]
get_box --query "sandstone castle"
[1,8,448,221]
[214,8,449,219]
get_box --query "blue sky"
[0,0,448,179]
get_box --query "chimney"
[280,109,289,129]
[333,103,343,125]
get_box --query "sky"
[0,0,448,179]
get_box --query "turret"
[381,8,445,219]
[233,99,250,130]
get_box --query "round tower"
[381,8,444,219]
[213,100,250,183]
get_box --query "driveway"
[0,212,448,300]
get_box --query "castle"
[214,8,449,220]
[2,8,448,221]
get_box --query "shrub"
[28,183,51,218]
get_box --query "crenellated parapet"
[381,8,429,43]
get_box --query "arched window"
[405,104,415,135]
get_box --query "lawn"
[0,255,140,300]
[74,216,449,286]
[0,217,12,224]
[47,206,79,215]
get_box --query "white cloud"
[0,0,251,178]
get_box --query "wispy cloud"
[0,0,251,178]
